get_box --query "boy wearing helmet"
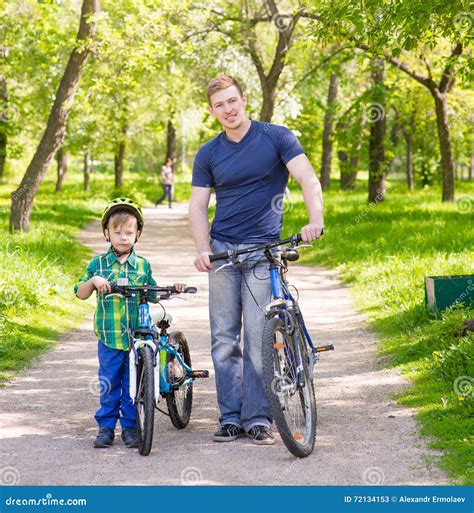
[74,198,161,449]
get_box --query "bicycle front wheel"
[136,344,155,456]
[262,316,316,458]
[166,331,193,429]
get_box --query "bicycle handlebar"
[108,284,197,298]
[209,231,324,263]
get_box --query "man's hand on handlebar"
[300,223,324,242]
[194,251,212,273]
[173,283,188,293]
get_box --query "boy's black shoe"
[121,428,140,448]
[213,424,245,442]
[247,425,275,445]
[94,427,114,448]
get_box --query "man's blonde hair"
[206,76,244,105]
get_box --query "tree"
[9,0,100,232]
[320,72,339,190]
[306,0,471,201]
[368,58,386,203]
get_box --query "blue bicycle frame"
[269,264,316,354]
[131,301,194,397]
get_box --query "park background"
[0,0,472,485]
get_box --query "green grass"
[1,169,472,484]
[282,178,474,485]
[0,170,191,384]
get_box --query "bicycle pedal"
[315,344,334,352]
[186,370,209,378]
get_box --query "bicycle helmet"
[101,197,144,236]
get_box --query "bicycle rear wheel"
[136,344,155,455]
[166,331,193,429]
[262,315,316,457]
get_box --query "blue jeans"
[95,341,136,430]
[209,238,273,431]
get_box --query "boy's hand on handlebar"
[194,252,212,273]
[300,224,324,242]
[173,283,187,293]
[92,276,112,293]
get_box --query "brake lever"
[214,260,234,273]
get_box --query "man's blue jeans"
[208,238,273,431]
[95,341,136,430]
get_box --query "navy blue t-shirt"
[192,120,305,243]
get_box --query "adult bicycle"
[210,233,334,457]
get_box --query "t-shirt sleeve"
[192,146,214,188]
[73,259,96,295]
[277,126,305,165]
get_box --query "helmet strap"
[111,244,134,258]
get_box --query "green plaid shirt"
[74,247,157,351]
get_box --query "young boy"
[74,197,182,449]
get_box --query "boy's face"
[105,216,139,253]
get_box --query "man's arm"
[286,153,324,242]
[188,186,213,272]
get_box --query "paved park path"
[0,204,448,486]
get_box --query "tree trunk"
[114,140,125,189]
[368,59,387,203]
[55,147,69,191]
[339,151,358,190]
[166,119,176,162]
[260,84,276,122]
[469,152,473,181]
[84,148,91,192]
[0,79,6,181]
[9,0,100,232]
[431,90,455,201]
[320,73,339,191]
[404,130,414,192]
[0,47,8,181]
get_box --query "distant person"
[155,157,174,209]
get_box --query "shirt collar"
[104,246,137,269]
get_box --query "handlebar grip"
[296,228,324,243]
[184,286,197,294]
[209,251,230,263]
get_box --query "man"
[189,76,324,445]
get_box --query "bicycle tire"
[136,344,155,455]
[166,331,193,429]
[262,316,316,458]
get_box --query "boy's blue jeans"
[95,341,136,430]
[208,238,273,432]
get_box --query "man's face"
[208,85,248,130]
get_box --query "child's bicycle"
[209,233,334,458]
[107,284,209,456]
